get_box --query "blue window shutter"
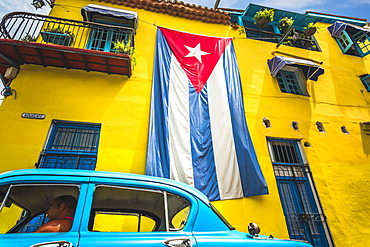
[352,31,370,57]
[360,74,370,92]
[337,31,354,53]
[276,70,303,95]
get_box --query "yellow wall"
[1,1,370,245]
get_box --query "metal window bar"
[0,12,134,54]
[49,123,100,152]
[37,121,101,170]
[244,27,321,52]
[269,140,302,164]
[268,139,334,247]
[37,153,97,170]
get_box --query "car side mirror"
[30,240,73,247]
[248,222,261,237]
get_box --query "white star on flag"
[184,43,210,63]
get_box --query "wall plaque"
[21,113,46,120]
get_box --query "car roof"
[0,169,210,204]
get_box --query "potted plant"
[230,22,246,35]
[112,40,137,68]
[304,22,323,37]
[253,8,274,29]
[21,33,37,42]
[278,17,294,33]
[40,27,75,46]
[230,22,240,29]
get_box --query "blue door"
[268,139,334,247]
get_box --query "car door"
[0,175,89,247]
[78,178,197,247]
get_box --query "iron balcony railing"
[0,12,135,54]
[36,152,97,170]
[245,27,321,52]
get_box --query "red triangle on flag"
[159,28,231,93]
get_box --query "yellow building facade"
[0,1,369,246]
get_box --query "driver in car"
[35,195,77,233]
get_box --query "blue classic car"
[0,169,312,246]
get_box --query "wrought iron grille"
[37,120,101,170]
[269,139,302,164]
[268,139,334,247]
[245,27,321,51]
[37,153,97,170]
[48,123,100,152]
[0,12,134,53]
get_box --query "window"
[360,74,370,91]
[37,120,101,170]
[0,184,79,233]
[89,185,190,232]
[82,4,137,53]
[337,31,354,53]
[275,67,309,96]
[335,30,370,57]
[87,20,133,53]
[353,31,370,56]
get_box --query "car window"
[0,184,80,233]
[0,197,23,233]
[171,205,189,230]
[92,211,156,232]
[89,185,190,232]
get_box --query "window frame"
[37,120,101,170]
[88,184,192,233]
[360,74,370,92]
[86,19,134,53]
[0,183,81,233]
[353,31,370,57]
[335,30,370,57]
[275,66,309,96]
[337,30,354,53]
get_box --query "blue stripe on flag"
[146,29,171,178]
[222,44,268,197]
[189,83,220,201]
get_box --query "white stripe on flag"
[208,45,243,200]
[168,54,194,186]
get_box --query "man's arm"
[34,220,62,233]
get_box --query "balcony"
[245,27,321,51]
[0,12,135,79]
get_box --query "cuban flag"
[146,27,268,201]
